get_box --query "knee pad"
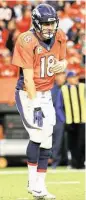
[40,148,52,159]
[37,148,52,170]
[26,140,40,163]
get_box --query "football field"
[0,167,85,200]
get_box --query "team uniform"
[12,28,66,149]
[12,3,67,200]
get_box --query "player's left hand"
[50,59,68,74]
[33,107,45,127]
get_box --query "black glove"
[33,107,45,127]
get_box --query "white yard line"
[0,169,81,185]
[0,169,85,175]
[0,170,27,175]
[0,170,82,185]
[17,198,33,200]
[47,181,80,184]
[48,169,85,173]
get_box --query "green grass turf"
[0,167,85,200]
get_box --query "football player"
[12,3,67,200]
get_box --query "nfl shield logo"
[37,46,42,54]
[24,35,32,42]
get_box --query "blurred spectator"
[79,29,86,67]
[0,46,10,57]
[16,7,32,33]
[71,1,85,22]
[13,0,32,20]
[58,10,74,33]
[7,0,17,8]
[55,70,85,168]
[66,40,81,64]
[0,20,9,48]
[0,0,16,27]
[67,63,85,81]
[66,41,85,80]
[67,17,83,44]
[45,1,65,11]
[0,52,18,77]
[6,19,16,52]
[51,72,68,168]
[13,1,24,21]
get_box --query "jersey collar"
[31,29,55,51]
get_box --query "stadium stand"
[0,0,85,167]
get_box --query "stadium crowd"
[0,0,85,169]
[0,0,85,78]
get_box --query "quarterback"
[12,3,67,200]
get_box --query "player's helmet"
[32,4,59,39]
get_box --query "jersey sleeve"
[12,33,33,69]
[57,29,67,60]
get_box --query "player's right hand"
[50,59,68,74]
[33,107,45,127]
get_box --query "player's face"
[41,21,57,40]
[67,76,79,85]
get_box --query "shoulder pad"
[18,31,33,47]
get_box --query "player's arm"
[23,68,44,127]
[51,30,67,73]
[12,34,44,127]
[23,68,36,100]
[12,33,37,100]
